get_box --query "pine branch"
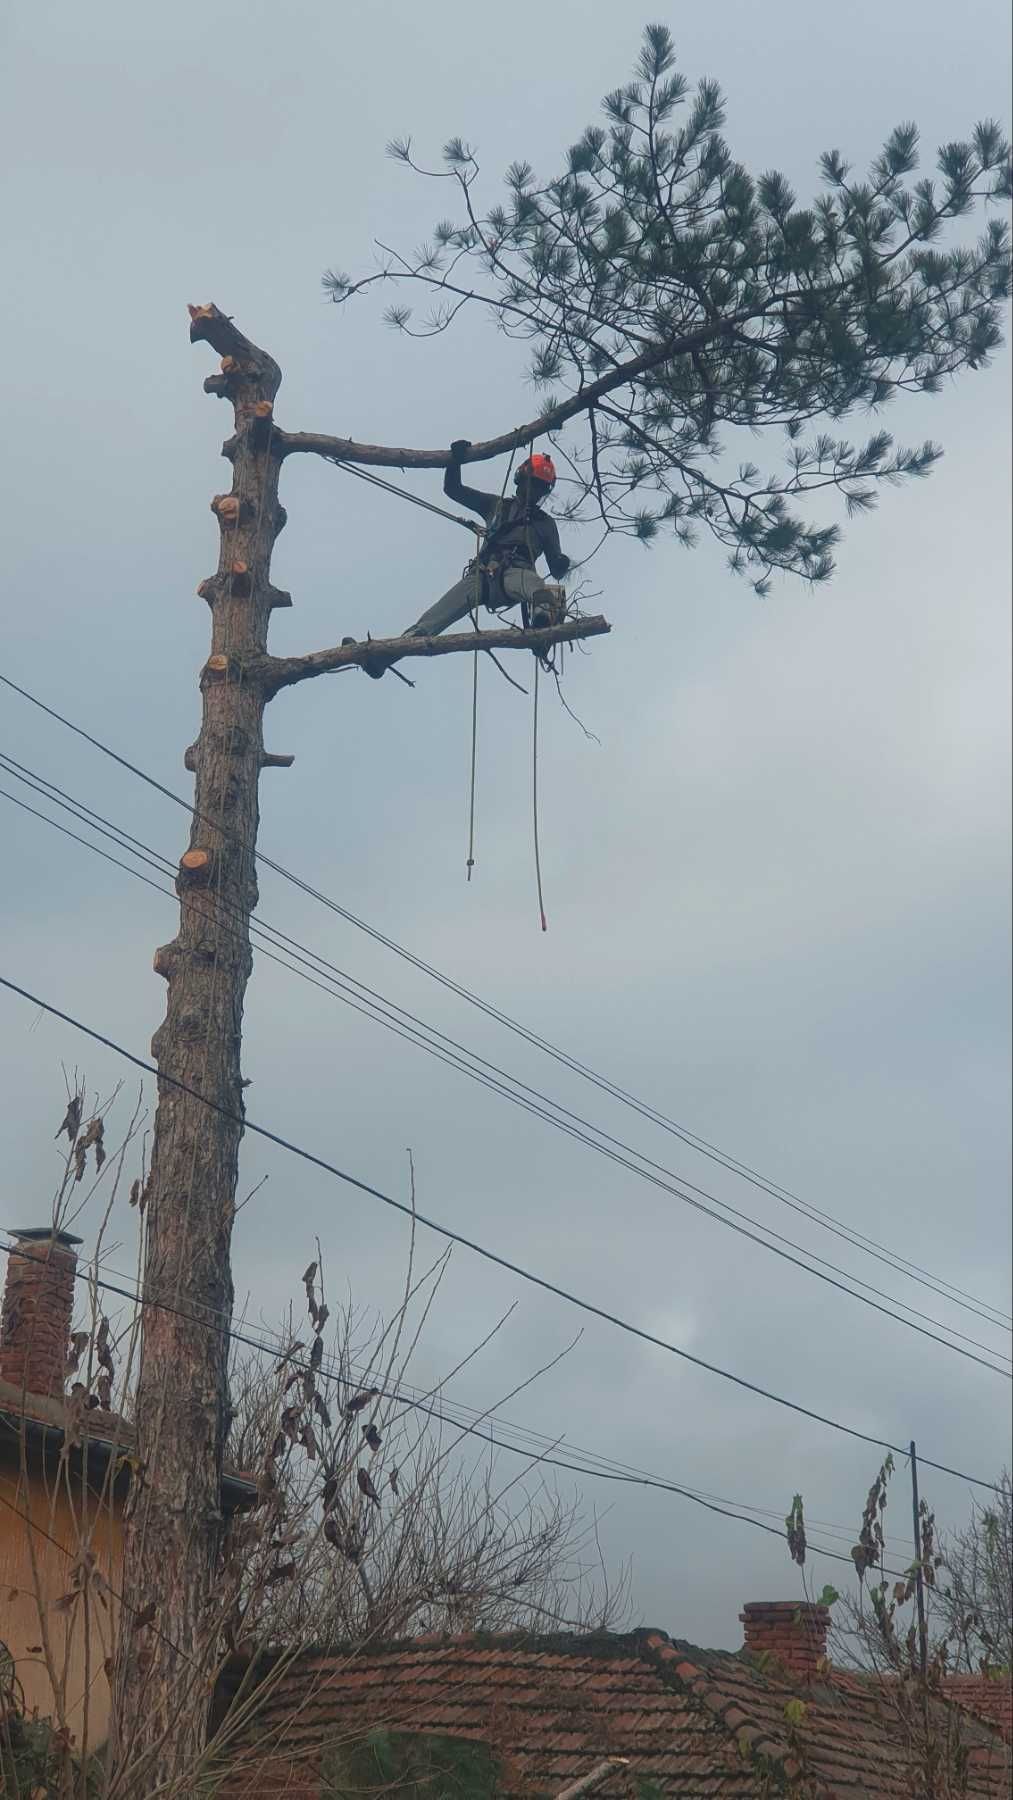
[274,301,784,470]
[315,27,1010,586]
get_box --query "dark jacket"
[444,466,571,579]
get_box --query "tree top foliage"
[324,24,1011,592]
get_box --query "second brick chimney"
[0,1226,81,1400]
[740,1600,831,1680]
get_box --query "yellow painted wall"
[0,1439,123,1752]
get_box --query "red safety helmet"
[516,452,557,490]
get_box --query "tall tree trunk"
[110,308,287,1792]
[105,302,606,1794]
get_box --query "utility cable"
[2,763,1009,1377]
[0,972,1003,1495]
[3,669,1005,1335]
[3,763,1007,1375]
[0,1237,911,1575]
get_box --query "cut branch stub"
[211,493,244,525]
[202,653,231,684]
[260,751,295,769]
[196,578,218,607]
[267,586,292,610]
[187,302,282,398]
[177,848,212,886]
[227,561,252,596]
[152,944,177,981]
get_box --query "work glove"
[449,438,472,461]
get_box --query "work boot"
[529,587,566,631]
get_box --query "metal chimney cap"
[6,1226,84,1248]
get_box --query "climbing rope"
[465,529,483,882]
[463,444,520,883]
[465,644,479,882]
[532,657,547,933]
[333,438,567,930]
[329,457,478,533]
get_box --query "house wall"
[0,1435,123,1750]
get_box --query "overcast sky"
[1,0,1010,1649]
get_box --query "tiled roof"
[943,1673,1013,1742]
[219,1629,1011,1798]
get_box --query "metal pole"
[910,1439,928,1678]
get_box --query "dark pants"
[405,562,552,638]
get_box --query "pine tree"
[324,24,1011,595]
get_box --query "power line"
[2,762,1009,1378]
[3,756,1010,1375]
[0,1238,909,1576]
[0,973,1002,1496]
[59,1240,917,1553]
[2,668,1006,1335]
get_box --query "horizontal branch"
[193,294,794,476]
[275,309,775,470]
[263,615,611,693]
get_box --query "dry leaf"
[345,1387,379,1418]
[55,1095,83,1142]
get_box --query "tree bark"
[108,303,611,1793]
[110,306,284,1793]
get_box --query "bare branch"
[263,616,611,693]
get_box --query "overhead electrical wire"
[2,757,1010,1375]
[0,1235,913,1574]
[0,972,1003,1497]
[7,1238,918,1554]
[2,766,1010,1380]
[2,669,1007,1337]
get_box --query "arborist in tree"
[356,442,572,676]
[412,440,572,633]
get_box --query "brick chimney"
[0,1226,82,1399]
[740,1601,830,1680]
